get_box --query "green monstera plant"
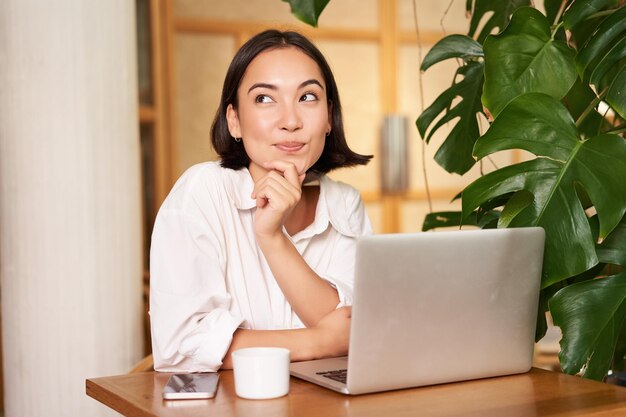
[419,0,626,381]
[284,0,626,380]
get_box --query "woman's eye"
[255,95,273,103]
[300,93,318,102]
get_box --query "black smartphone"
[162,373,220,400]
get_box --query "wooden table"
[86,368,626,417]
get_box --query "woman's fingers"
[251,160,305,237]
[254,179,297,210]
[263,160,304,188]
[252,169,301,205]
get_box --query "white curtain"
[0,1,144,416]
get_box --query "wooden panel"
[316,39,381,193]
[364,201,384,234]
[397,0,469,34]
[139,105,156,123]
[174,0,380,30]
[173,34,234,176]
[151,0,175,206]
[175,18,380,41]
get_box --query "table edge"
[86,377,156,417]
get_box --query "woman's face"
[226,46,331,181]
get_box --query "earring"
[234,137,241,142]
[325,131,330,137]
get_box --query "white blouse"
[149,161,372,372]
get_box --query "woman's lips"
[274,142,305,153]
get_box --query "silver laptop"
[290,227,545,395]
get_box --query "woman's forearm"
[221,328,314,369]
[220,306,352,369]
[257,232,339,327]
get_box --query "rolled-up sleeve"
[150,209,244,372]
[321,186,373,308]
[319,233,359,308]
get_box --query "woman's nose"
[278,103,302,131]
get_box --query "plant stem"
[575,88,608,128]
[606,125,626,135]
[552,0,568,27]
[412,0,433,213]
[440,0,456,36]
[551,22,564,40]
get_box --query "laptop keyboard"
[316,369,348,384]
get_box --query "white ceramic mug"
[231,347,290,399]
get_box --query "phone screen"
[162,373,220,400]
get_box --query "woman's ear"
[226,104,242,138]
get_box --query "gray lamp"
[380,114,409,193]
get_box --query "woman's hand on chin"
[251,160,305,240]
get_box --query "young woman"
[150,29,372,372]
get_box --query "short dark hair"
[210,29,372,174]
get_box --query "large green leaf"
[462,93,626,287]
[575,5,626,80]
[482,7,577,118]
[562,0,614,30]
[497,190,533,228]
[552,274,626,379]
[589,36,626,88]
[463,159,596,286]
[466,0,531,43]
[282,0,330,27]
[421,210,499,231]
[420,35,483,71]
[550,219,626,380]
[416,61,484,175]
[613,320,626,372]
[606,65,626,119]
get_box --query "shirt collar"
[319,175,359,238]
[229,167,257,210]
[293,174,359,240]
